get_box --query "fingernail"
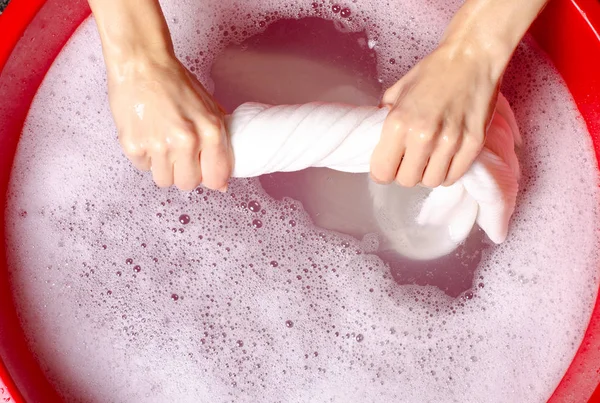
[370,173,382,184]
[219,185,228,193]
[370,173,390,185]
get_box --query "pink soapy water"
[3,1,600,402]
[217,17,490,297]
[178,214,191,225]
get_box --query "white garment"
[225,93,521,259]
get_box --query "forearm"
[441,0,549,79]
[88,0,175,75]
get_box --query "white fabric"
[225,93,521,258]
[226,102,386,176]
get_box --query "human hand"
[370,43,501,188]
[107,55,232,191]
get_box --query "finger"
[421,151,453,188]
[443,133,483,185]
[130,155,151,171]
[198,121,232,191]
[421,127,461,188]
[381,70,418,106]
[173,150,202,191]
[395,120,440,187]
[150,152,174,188]
[183,78,232,191]
[169,123,202,191]
[120,137,150,171]
[370,110,407,184]
[381,80,405,106]
[395,145,431,188]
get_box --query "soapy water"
[213,18,490,296]
[3,1,600,402]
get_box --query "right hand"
[371,43,499,189]
[106,55,232,192]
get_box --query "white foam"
[4,0,600,402]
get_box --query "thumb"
[381,79,406,107]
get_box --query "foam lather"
[226,93,521,259]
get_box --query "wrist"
[89,0,175,75]
[438,32,511,82]
[104,42,175,75]
[99,22,175,70]
[104,52,180,89]
[439,0,549,80]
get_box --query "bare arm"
[88,0,232,191]
[371,0,549,188]
[442,0,550,79]
[88,0,174,68]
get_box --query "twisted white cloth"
[226,102,386,176]
[225,93,521,257]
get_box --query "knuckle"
[438,133,461,154]
[195,108,224,133]
[384,111,407,136]
[121,140,144,158]
[201,123,224,145]
[203,113,223,129]
[173,125,200,149]
[417,130,436,144]
[149,141,168,154]
[179,132,200,150]
[463,130,485,149]
[406,119,438,145]
[406,128,436,150]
